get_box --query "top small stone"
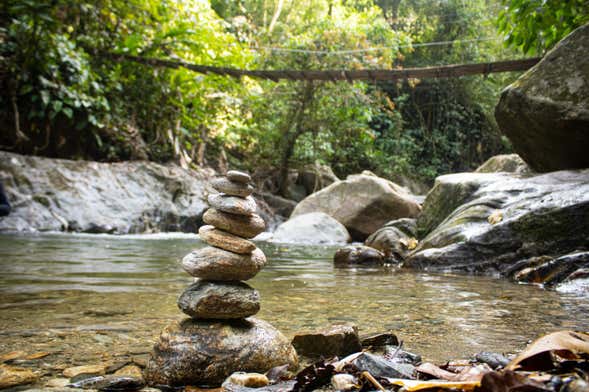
[227,170,251,184]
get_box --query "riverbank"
[1,233,587,370]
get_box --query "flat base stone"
[145,318,298,387]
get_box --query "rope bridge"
[107,53,541,82]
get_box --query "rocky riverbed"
[1,233,588,390]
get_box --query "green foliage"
[1,0,524,188]
[1,0,249,160]
[497,0,589,54]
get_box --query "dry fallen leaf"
[386,378,480,391]
[488,210,503,225]
[477,370,550,392]
[416,363,457,380]
[417,363,490,382]
[400,238,419,250]
[506,330,589,371]
[407,238,418,250]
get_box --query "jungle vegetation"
[1,0,588,192]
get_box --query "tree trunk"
[268,0,284,34]
[277,81,315,197]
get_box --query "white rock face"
[0,151,212,233]
[271,212,351,245]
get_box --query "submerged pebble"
[225,372,269,388]
[68,375,145,391]
[0,364,39,389]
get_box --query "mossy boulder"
[407,170,589,287]
[475,154,532,174]
[495,23,589,172]
[416,172,505,238]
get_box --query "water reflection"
[0,232,588,363]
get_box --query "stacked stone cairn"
[145,170,298,388]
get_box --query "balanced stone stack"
[145,170,298,387]
[181,170,265,318]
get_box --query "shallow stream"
[1,232,588,371]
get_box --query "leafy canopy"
[497,0,589,54]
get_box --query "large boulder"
[145,318,298,387]
[416,172,501,238]
[475,154,532,174]
[406,170,589,287]
[495,24,589,172]
[0,151,212,233]
[291,172,421,240]
[270,212,350,245]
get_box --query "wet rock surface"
[292,325,362,358]
[360,333,399,348]
[365,218,417,260]
[203,209,265,239]
[271,212,351,245]
[68,374,145,391]
[333,245,385,266]
[407,170,589,286]
[495,24,589,172]
[182,246,266,281]
[145,318,298,387]
[177,280,260,319]
[291,171,421,240]
[507,251,589,288]
[198,225,256,254]
[0,151,212,233]
[352,352,415,379]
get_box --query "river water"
[1,232,588,370]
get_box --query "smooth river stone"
[182,246,266,281]
[203,209,265,239]
[226,170,251,184]
[211,177,254,198]
[199,225,256,254]
[177,280,260,319]
[145,317,298,387]
[208,194,257,216]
